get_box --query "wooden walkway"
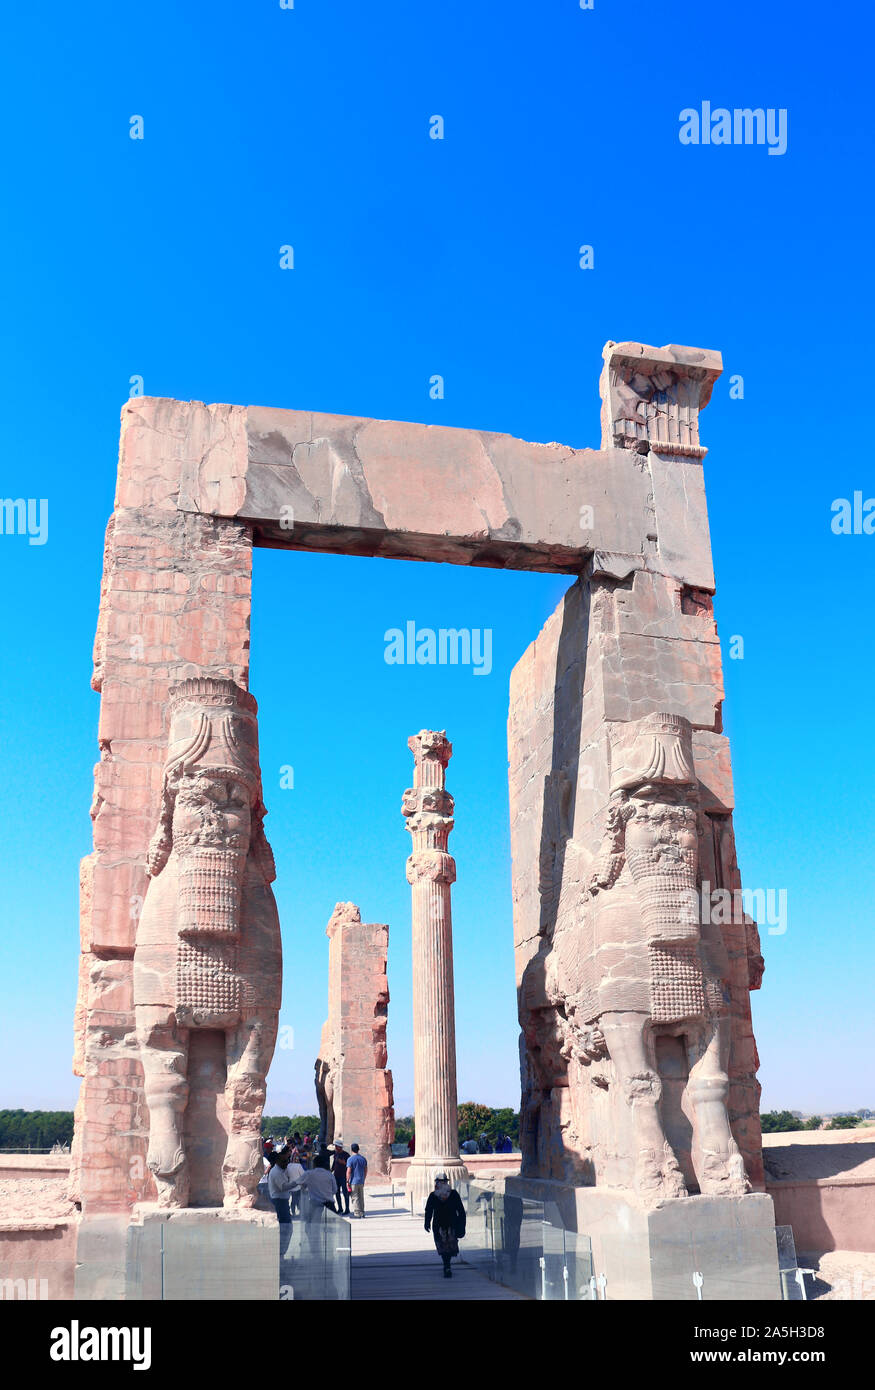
[349,1190,529,1301]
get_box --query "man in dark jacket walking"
[424,1173,467,1279]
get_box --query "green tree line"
[760,1110,869,1132]
[394,1105,520,1146]
[0,1109,74,1149]
[261,1115,320,1139]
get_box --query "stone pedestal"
[506,1177,781,1300]
[403,731,468,1213]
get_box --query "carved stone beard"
[171,777,252,940]
[623,793,699,945]
[177,846,246,938]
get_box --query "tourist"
[346,1142,368,1218]
[460,1136,478,1155]
[330,1140,351,1215]
[268,1148,303,1257]
[407,1134,415,1157]
[296,1149,338,1212]
[424,1174,467,1279]
[477,1133,493,1154]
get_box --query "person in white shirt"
[268,1149,305,1257]
[294,1151,339,1255]
[297,1150,338,1213]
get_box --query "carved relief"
[599,342,721,458]
[132,677,281,1208]
[520,712,753,1203]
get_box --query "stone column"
[402,731,468,1212]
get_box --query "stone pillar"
[73,398,256,1220]
[402,731,468,1212]
[71,398,267,1298]
[315,902,394,1177]
[506,341,778,1297]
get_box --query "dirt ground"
[797,1249,875,1300]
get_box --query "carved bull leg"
[686,1019,750,1196]
[600,1011,687,1200]
[221,1012,278,1208]
[136,1005,190,1207]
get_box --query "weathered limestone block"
[510,373,766,1205]
[315,902,394,1176]
[115,372,715,587]
[74,399,259,1214]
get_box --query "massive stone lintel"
[160,346,718,588]
[315,902,394,1177]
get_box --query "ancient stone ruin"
[58,338,777,1298]
[132,676,281,1210]
[315,902,394,1177]
[403,731,468,1209]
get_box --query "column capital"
[599,340,722,459]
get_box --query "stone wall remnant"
[314,902,394,1176]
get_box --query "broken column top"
[599,340,723,458]
[408,730,452,784]
[327,902,362,936]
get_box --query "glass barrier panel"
[278,1203,350,1301]
[775,1223,805,1301]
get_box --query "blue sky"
[0,1,872,1118]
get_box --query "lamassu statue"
[133,677,281,1208]
[520,712,754,1202]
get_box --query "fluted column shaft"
[410,869,458,1158]
[402,730,467,1210]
